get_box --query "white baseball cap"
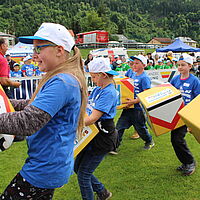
[88,57,119,75]
[23,55,32,62]
[19,23,75,52]
[116,60,122,65]
[132,55,147,65]
[179,54,193,65]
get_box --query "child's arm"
[10,99,30,111]
[85,109,103,126]
[123,98,139,108]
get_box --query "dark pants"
[0,173,54,200]
[171,125,194,164]
[74,146,106,200]
[116,108,152,145]
[2,86,13,99]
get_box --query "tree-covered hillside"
[0,0,199,43]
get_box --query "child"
[164,60,172,69]
[124,57,140,140]
[116,55,154,150]
[146,60,155,70]
[21,55,36,77]
[0,22,87,199]
[170,54,200,176]
[74,57,119,200]
[10,63,22,77]
[155,59,164,69]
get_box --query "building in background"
[175,37,197,48]
[148,37,172,46]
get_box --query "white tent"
[8,42,33,58]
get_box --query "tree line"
[0,0,199,44]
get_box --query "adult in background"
[84,53,93,72]
[147,52,155,66]
[0,38,20,98]
[5,53,16,71]
[0,22,87,200]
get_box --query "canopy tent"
[156,39,200,52]
[8,42,33,62]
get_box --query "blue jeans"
[116,108,152,144]
[74,146,107,200]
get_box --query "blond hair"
[30,46,87,137]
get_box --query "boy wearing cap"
[170,54,200,176]
[0,23,87,199]
[74,57,119,200]
[21,55,36,77]
[116,55,154,150]
[11,63,22,77]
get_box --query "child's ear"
[188,64,192,69]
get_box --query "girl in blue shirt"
[170,54,200,176]
[74,57,119,200]
[0,23,87,199]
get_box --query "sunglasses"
[33,44,57,54]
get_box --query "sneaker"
[176,164,186,171]
[144,140,155,150]
[97,188,112,200]
[130,132,140,140]
[109,151,118,155]
[13,136,25,142]
[182,162,196,176]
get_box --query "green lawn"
[1,110,200,199]
[79,48,155,59]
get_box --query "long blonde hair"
[30,46,87,137]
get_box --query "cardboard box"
[114,75,134,109]
[0,85,15,151]
[137,84,185,136]
[74,124,98,157]
[178,95,200,143]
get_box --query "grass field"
[79,48,155,59]
[1,110,200,200]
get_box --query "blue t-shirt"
[125,68,136,79]
[170,74,200,105]
[20,73,81,189]
[132,72,151,109]
[87,83,118,119]
[21,64,35,76]
[11,70,22,77]
[35,69,45,76]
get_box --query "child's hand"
[123,98,135,108]
[187,127,192,133]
